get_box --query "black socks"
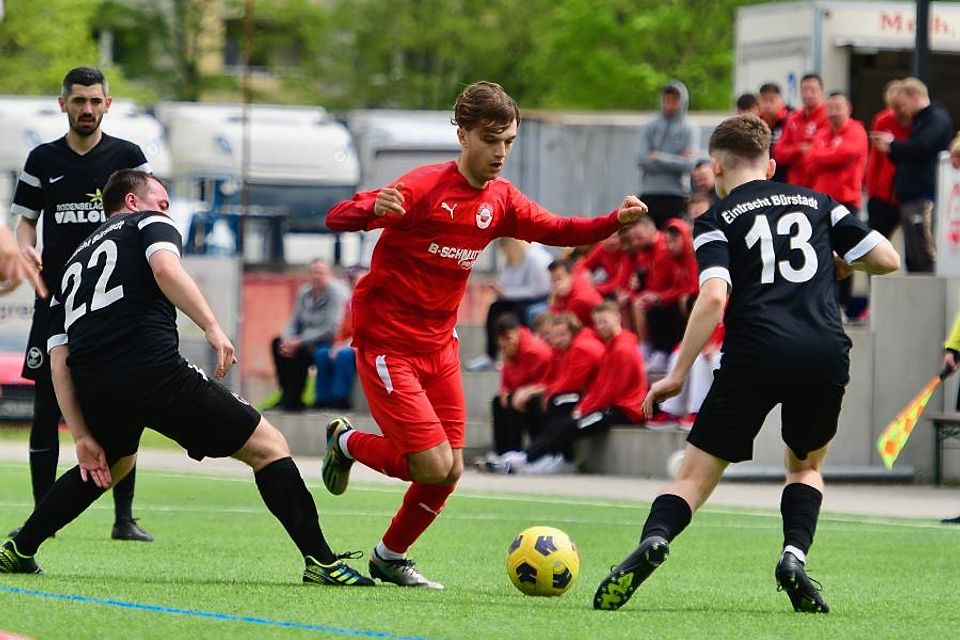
[781,482,823,558]
[15,465,107,556]
[641,493,693,543]
[255,457,336,564]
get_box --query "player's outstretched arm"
[847,237,900,275]
[642,278,727,418]
[148,250,236,379]
[50,345,111,488]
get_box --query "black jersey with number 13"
[693,180,883,383]
[47,211,184,387]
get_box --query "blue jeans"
[314,345,357,407]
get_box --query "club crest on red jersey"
[476,203,493,229]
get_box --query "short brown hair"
[593,300,620,317]
[102,169,164,215]
[452,81,520,131]
[549,312,582,335]
[708,114,771,166]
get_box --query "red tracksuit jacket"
[865,108,911,203]
[807,118,869,208]
[772,103,828,187]
[544,328,605,399]
[500,327,554,394]
[578,329,647,423]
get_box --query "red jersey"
[772,103,828,187]
[576,240,623,296]
[807,118,869,208]
[499,327,554,394]
[865,108,911,203]
[550,272,603,328]
[578,330,647,423]
[326,161,622,354]
[544,328,604,399]
[646,219,698,306]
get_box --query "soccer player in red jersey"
[321,81,648,588]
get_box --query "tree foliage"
[0,0,101,94]
[0,0,779,109]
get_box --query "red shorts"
[356,339,466,454]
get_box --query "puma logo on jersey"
[49,175,65,184]
[440,202,457,218]
[55,210,106,224]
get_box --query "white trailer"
[154,102,360,237]
[736,1,960,121]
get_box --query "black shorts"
[22,299,51,381]
[687,367,845,463]
[76,362,261,463]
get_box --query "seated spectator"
[576,232,623,294]
[270,258,348,412]
[649,323,724,430]
[488,301,647,474]
[633,218,698,375]
[686,192,713,221]
[467,238,553,371]
[736,92,760,116]
[690,160,720,206]
[489,314,554,455]
[549,259,603,328]
[313,267,366,410]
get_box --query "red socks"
[346,431,412,482]
[382,482,456,554]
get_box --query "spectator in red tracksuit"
[635,218,699,364]
[489,301,647,474]
[759,82,793,183]
[807,91,869,315]
[549,259,603,328]
[576,232,625,296]
[491,314,554,454]
[772,73,828,187]
[866,80,912,239]
[322,81,649,587]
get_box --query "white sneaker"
[465,354,495,372]
[519,454,576,475]
[487,450,527,474]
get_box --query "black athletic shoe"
[775,551,830,613]
[0,540,42,574]
[111,519,155,542]
[303,552,374,586]
[593,536,669,611]
[941,514,960,524]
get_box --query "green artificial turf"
[0,461,957,639]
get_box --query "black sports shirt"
[10,133,150,290]
[694,179,883,383]
[47,211,183,386]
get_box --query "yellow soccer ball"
[505,526,580,596]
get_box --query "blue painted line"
[0,585,432,639]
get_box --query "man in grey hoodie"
[638,81,699,228]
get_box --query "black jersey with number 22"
[693,180,883,383]
[47,211,184,387]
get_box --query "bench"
[925,412,960,486]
